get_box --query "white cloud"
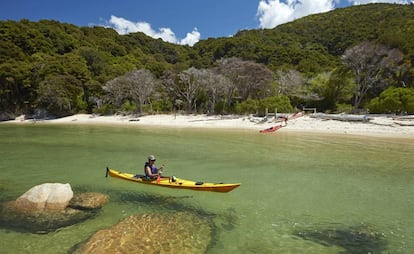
[256,0,411,29]
[179,28,201,46]
[257,0,335,29]
[107,15,200,46]
[349,0,411,4]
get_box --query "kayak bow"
[105,168,240,193]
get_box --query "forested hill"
[0,20,195,78]
[1,3,414,118]
[194,3,414,74]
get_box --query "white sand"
[5,113,414,138]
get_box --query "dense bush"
[235,95,293,116]
[368,87,414,114]
[259,95,294,115]
[235,99,259,115]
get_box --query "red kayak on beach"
[259,112,304,133]
[260,125,282,133]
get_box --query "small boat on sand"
[259,125,282,133]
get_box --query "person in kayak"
[144,155,164,179]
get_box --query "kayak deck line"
[105,168,240,193]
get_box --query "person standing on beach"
[278,115,288,127]
[144,155,164,179]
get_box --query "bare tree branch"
[343,41,404,110]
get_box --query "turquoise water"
[0,124,413,253]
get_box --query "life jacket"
[144,162,158,176]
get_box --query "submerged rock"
[71,212,212,254]
[69,192,109,210]
[0,183,109,234]
[0,202,98,234]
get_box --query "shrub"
[258,95,293,115]
[93,104,117,115]
[368,87,414,114]
[235,99,259,115]
[121,101,137,113]
[335,103,354,113]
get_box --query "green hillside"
[1,3,413,118]
[194,3,414,73]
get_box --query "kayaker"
[144,155,164,179]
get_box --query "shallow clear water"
[0,124,413,253]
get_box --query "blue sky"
[1,0,412,46]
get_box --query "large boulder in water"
[71,212,212,254]
[0,184,109,234]
[14,183,73,211]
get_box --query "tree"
[37,74,83,117]
[216,58,238,111]
[342,41,404,110]
[160,70,179,112]
[276,69,306,97]
[196,68,231,114]
[308,68,354,111]
[124,69,157,113]
[103,69,157,113]
[0,60,33,113]
[217,57,274,100]
[176,67,204,113]
[78,47,109,78]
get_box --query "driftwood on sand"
[310,113,371,122]
[311,113,414,127]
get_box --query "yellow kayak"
[105,168,240,193]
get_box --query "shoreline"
[3,113,414,139]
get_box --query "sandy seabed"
[5,113,414,139]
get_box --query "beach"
[5,113,414,138]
